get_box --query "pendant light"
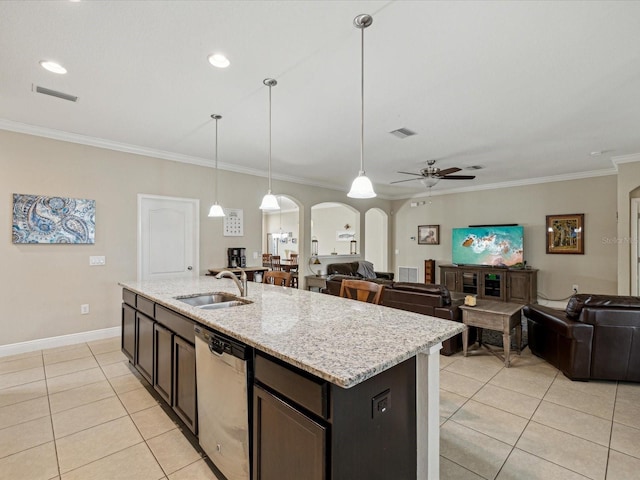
[348,14,376,199]
[259,78,280,211]
[208,114,226,217]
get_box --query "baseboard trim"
[0,326,120,358]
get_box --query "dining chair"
[262,253,272,268]
[271,255,282,271]
[339,279,384,305]
[289,253,299,273]
[263,271,292,287]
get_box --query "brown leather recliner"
[523,294,640,382]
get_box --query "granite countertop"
[119,277,464,388]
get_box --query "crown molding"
[611,153,640,165]
[3,118,612,202]
[0,118,392,199]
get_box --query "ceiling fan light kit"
[391,159,476,187]
[347,13,376,199]
[260,78,281,211]
[208,114,226,217]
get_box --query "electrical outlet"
[80,304,90,315]
[572,284,579,293]
[253,251,258,259]
[372,389,391,419]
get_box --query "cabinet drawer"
[255,353,328,419]
[137,295,155,318]
[122,289,136,308]
[155,305,195,343]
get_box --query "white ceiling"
[2,1,639,199]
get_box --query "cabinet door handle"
[187,266,193,271]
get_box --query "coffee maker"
[227,248,246,268]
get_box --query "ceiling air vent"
[466,165,484,170]
[389,127,416,139]
[34,85,78,103]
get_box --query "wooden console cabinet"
[439,265,537,304]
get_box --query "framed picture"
[12,193,96,244]
[546,214,584,254]
[418,225,440,245]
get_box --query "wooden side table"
[305,275,327,292]
[459,300,524,367]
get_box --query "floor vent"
[35,85,78,102]
[398,266,419,283]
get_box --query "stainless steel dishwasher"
[194,325,252,480]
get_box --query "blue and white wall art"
[12,194,96,244]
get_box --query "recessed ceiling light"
[39,60,67,74]
[208,54,230,68]
[590,151,603,156]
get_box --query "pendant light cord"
[268,83,272,191]
[360,24,365,174]
[214,117,219,201]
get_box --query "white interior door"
[138,194,199,281]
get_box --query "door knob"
[187,266,193,271]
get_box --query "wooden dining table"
[280,258,298,273]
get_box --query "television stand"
[439,265,537,303]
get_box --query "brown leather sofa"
[523,294,640,382]
[324,261,394,287]
[324,279,471,355]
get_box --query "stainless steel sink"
[175,293,252,310]
[199,300,248,310]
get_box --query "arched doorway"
[263,196,301,259]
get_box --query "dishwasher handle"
[209,336,228,355]
[195,325,250,360]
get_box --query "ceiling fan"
[391,160,476,187]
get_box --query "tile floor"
[0,337,639,479]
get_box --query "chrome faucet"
[215,269,248,297]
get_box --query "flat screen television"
[452,225,524,267]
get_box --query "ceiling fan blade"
[396,171,424,177]
[437,167,461,176]
[390,177,423,184]
[441,175,476,180]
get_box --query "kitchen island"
[120,276,464,479]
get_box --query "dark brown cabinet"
[253,384,326,480]
[136,312,155,383]
[253,352,416,480]
[173,336,197,434]
[439,265,537,303]
[121,303,136,363]
[153,323,173,405]
[121,289,197,435]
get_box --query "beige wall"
[616,159,640,295]
[1,130,391,346]
[311,203,359,256]
[391,175,618,300]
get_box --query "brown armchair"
[523,294,640,382]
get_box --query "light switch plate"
[89,256,106,266]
